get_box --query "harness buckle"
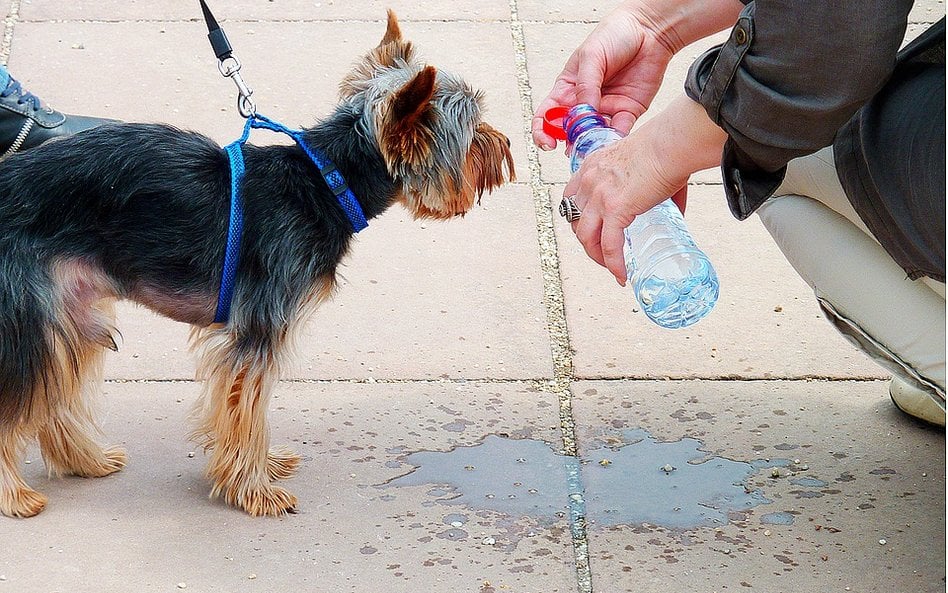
[320,164,350,197]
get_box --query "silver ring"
[559,196,582,222]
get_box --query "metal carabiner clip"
[218,55,256,118]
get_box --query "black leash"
[199,0,256,118]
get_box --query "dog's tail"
[0,256,61,427]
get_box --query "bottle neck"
[564,104,609,144]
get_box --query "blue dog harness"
[213,113,368,324]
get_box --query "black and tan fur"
[0,11,514,518]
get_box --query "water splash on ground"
[385,429,775,529]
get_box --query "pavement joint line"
[575,374,890,382]
[506,0,575,454]
[14,18,609,25]
[102,375,890,386]
[101,376,890,385]
[16,18,941,26]
[508,3,593,593]
[102,378,549,386]
[0,0,20,66]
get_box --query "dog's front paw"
[71,446,128,478]
[0,487,48,518]
[241,485,298,517]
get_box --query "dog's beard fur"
[0,10,513,518]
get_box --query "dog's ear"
[379,9,402,46]
[374,10,414,66]
[339,10,415,98]
[391,65,436,123]
[379,66,437,175]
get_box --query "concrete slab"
[8,20,528,173]
[2,380,578,593]
[19,0,942,26]
[18,1,513,22]
[0,5,942,592]
[517,2,612,23]
[294,183,549,381]
[553,183,888,379]
[104,183,552,381]
[570,379,946,593]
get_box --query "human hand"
[532,3,677,149]
[563,136,686,285]
[532,0,744,150]
[561,94,728,285]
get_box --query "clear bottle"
[555,104,719,329]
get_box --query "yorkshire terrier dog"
[0,12,514,518]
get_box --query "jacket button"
[734,26,748,45]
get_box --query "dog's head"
[340,11,515,220]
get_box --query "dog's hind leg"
[0,257,123,517]
[36,298,127,479]
[0,261,55,517]
[191,329,298,516]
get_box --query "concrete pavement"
[1,1,944,592]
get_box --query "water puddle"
[582,429,770,528]
[385,429,778,530]
[760,511,796,525]
[386,435,571,519]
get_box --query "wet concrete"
[387,429,779,531]
[572,380,945,593]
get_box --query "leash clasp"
[217,55,256,119]
[201,0,256,119]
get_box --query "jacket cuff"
[684,6,785,219]
[685,9,754,126]
[721,139,785,220]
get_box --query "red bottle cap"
[542,106,569,141]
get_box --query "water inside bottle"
[632,250,719,329]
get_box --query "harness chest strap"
[212,113,368,324]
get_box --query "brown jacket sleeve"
[685,0,914,219]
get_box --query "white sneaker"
[889,376,946,428]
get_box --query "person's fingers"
[563,175,581,204]
[600,222,628,286]
[599,95,647,134]
[574,51,605,109]
[574,207,606,269]
[531,114,557,150]
[609,111,637,136]
[532,80,577,149]
[532,95,563,150]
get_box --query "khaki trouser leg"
[757,146,946,406]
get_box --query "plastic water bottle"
[545,104,719,329]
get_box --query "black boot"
[0,73,117,159]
